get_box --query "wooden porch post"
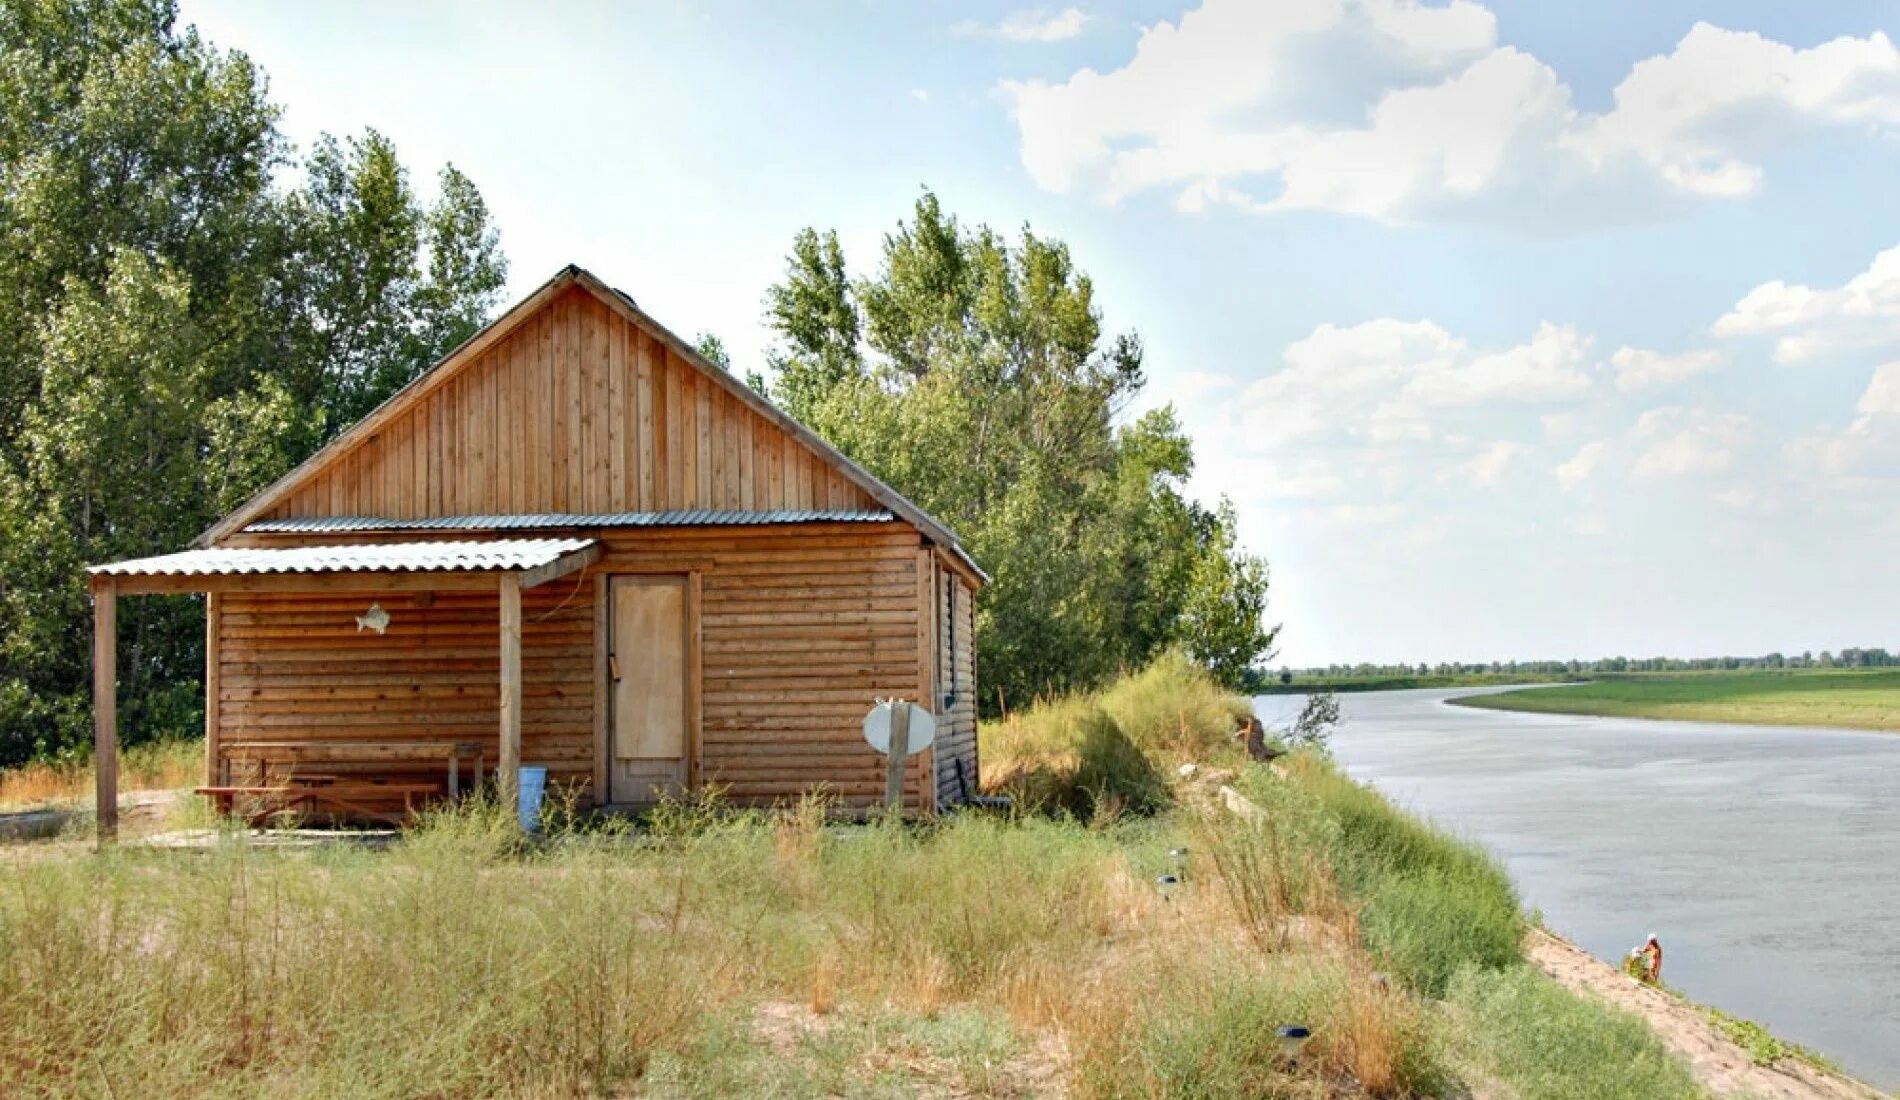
[91,576,118,844]
[204,592,221,786]
[498,573,522,816]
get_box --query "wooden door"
[609,575,692,803]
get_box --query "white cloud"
[1609,346,1723,391]
[1786,362,1900,476]
[1565,24,1900,195]
[1631,406,1752,478]
[908,87,930,102]
[1554,440,1606,489]
[1241,317,1591,445]
[1454,440,1530,487]
[1001,2,1900,227]
[963,7,1090,43]
[1713,243,1900,363]
[1861,361,1900,415]
[1404,322,1593,406]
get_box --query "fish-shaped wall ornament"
[355,602,391,635]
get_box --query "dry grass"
[0,787,1454,1098]
[0,659,1714,1098]
[981,650,1254,817]
[0,738,200,810]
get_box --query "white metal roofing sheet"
[87,538,597,578]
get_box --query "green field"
[1449,670,1900,731]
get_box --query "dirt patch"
[1525,928,1887,1100]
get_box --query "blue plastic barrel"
[517,766,549,832]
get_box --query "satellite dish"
[862,701,936,757]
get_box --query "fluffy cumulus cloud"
[1630,406,1752,478]
[1000,1,1900,226]
[1244,317,1592,445]
[1713,243,1900,363]
[1609,346,1723,391]
[1166,314,1600,531]
[1787,362,1900,477]
[1453,440,1530,487]
[960,7,1089,43]
[1554,439,1605,489]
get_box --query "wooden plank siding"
[933,564,979,806]
[262,287,880,521]
[213,523,938,811]
[217,580,596,792]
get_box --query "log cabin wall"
[261,286,879,521]
[216,522,938,810]
[217,581,595,790]
[933,564,979,806]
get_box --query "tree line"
[1292,648,1900,681]
[0,0,1274,766]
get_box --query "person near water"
[1635,933,1663,983]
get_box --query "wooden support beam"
[517,541,602,589]
[498,573,522,817]
[592,573,609,806]
[91,577,118,844]
[687,570,703,790]
[204,593,221,785]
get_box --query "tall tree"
[0,0,509,765]
[764,192,1275,706]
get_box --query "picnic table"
[196,781,439,827]
[221,741,488,795]
[205,740,493,827]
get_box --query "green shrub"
[1093,649,1253,760]
[980,650,1250,818]
[1253,756,1524,997]
[1448,964,1706,1100]
[1360,868,1522,998]
[1073,945,1449,1100]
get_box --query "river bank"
[1447,669,1900,731]
[1524,927,1884,1100]
[1283,686,1900,1090]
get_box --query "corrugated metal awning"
[87,538,602,594]
[243,509,895,534]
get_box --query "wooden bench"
[196,782,439,827]
[222,741,489,797]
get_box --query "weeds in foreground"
[0,652,1736,1098]
[1261,756,1524,998]
[1448,964,1706,1100]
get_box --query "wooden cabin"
[86,266,984,832]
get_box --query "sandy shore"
[1525,928,1888,1100]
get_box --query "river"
[1253,686,1900,1089]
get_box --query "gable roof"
[200,265,985,583]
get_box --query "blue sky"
[181,0,1900,667]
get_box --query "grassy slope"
[1449,669,1900,731]
[0,656,1718,1098]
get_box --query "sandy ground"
[0,788,183,842]
[1524,928,1888,1100]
